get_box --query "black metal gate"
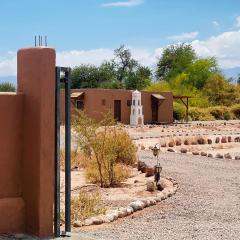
[54,67,71,237]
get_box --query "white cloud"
[101,0,144,7]
[191,30,240,68]
[235,16,240,28]
[168,31,199,41]
[213,21,220,27]
[0,56,16,77]
[1,30,240,77]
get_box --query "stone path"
[74,151,240,240]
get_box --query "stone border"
[73,177,178,228]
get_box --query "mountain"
[222,67,240,83]
[0,76,17,86]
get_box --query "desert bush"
[188,107,214,121]
[208,106,234,120]
[61,190,106,223]
[73,111,137,187]
[231,104,240,119]
[173,102,186,120]
[60,148,85,170]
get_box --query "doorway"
[114,100,121,122]
[151,97,158,123]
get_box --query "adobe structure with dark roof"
[60,88,173,125]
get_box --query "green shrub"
[0,82,15,92]
[189,107,215,121]
[173,102,186,120]
[231,104,240,119]
[208,106,234,120]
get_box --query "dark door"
[152,98,158,122]
[114,100,121,122]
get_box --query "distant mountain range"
[0,67,239,86]
[223,67,240,83]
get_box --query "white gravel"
[78,150,240,240]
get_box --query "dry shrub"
[60,149,86,170]
[73,111,137,187]
[61,190,106,223]
[189,107,214,121]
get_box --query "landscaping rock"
[118,208,128,218]
[73,221,83,227]
[167,148,175,152]
[146,180,155,192]
[84,218,94,226]
[145,167,155,177]
[224,153,232,159]
[140,145,145,150]
[216,153,224,159]
[175,139,182,146]
[184,139,190,145]
[126,207,134,215]
[234,137,240,142]
[207,139,212,144]
[138,161,147,173]
[215,137,220,143]
[192,151,200,155]
[208,153,213,158]
[228,136,232,142]
[168,141,175,147]
[180,148,188,153]
[197,137,206,145]
[161,143,167,147]
[129,200,145,211]
[221,137,227,143]
[235,156,240,160]
[201,152,207,156]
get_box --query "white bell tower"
[130,90,144,126]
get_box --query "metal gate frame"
[54,67,71,237]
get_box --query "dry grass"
[60,149,86,170]
[61,190,106,223]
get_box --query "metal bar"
[54,67,61,237]
[65,68,71,233]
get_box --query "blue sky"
[0,0,240,77]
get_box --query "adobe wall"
[61,89,173,124]
[0,48,56,238]
[0,93,25,233]
[141,91,173,124]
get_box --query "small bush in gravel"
[61,190,106,223]
[73,111,136,187]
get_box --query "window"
[133,109,135,115]
[127,100,131,106]
[133,100,135,106]
[138,100,140,106]
[102,99,106,106]
[76,100,84,110]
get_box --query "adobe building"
[61,88,173,124]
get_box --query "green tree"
[203,74,239,106]
[114,45,138,83]
[0,82,16,92]
[156,43,196,81]
[184,57,219,89]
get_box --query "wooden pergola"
[173,95,192,122]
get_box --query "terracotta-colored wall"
[61,89,173,124]
[17,48,55,238]
[0,48,56,237]
[0,93,25,233]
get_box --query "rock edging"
[73,177,178,228]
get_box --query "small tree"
[73,111,137,187]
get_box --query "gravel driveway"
[76,151,240,240]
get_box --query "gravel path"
[76,151,240,240]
